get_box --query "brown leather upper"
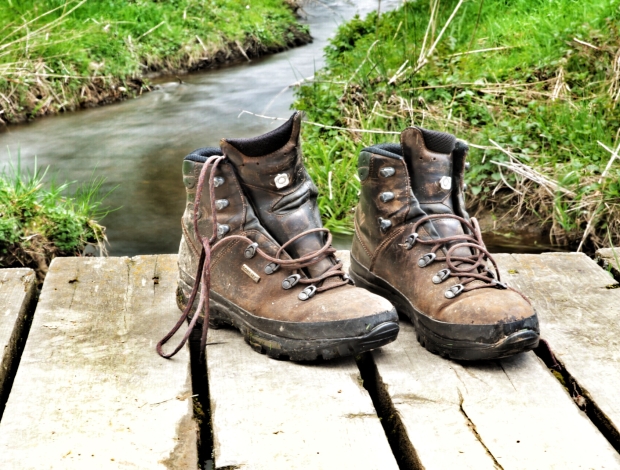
[178,150,394,330]
[353,127,536,326]
[221,112,335,280]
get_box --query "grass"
[0,0,309,123]
[0,156,111,280]
[294,0,620,250]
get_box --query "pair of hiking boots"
[158,112,540,362]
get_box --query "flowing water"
[0,0,560,256]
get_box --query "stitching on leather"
[370,225,406,271]
[397,159,412,226]
[354,215,372,260]
[228,164,248,231]
[182,219,200,257]
[353,250,418,314]
[367,153,376,182]
[211,238,241,269]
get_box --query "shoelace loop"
[157,156,349,359]
[401,214,529,301]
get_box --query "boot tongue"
[221,112,336,280]
[401,127,471,257]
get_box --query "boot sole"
[349,254,539,361]
[177,282,399,362]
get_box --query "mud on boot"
[158,118,399,360]
[350,126,539,361]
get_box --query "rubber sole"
[349,254,540,361]
[177,284,400,362]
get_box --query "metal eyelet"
[215,199,229,210]
[216,224,230,239]
[298,285,317,301]
[402,233,418,250]
[432,269,450,284]
[379,191,395,203]
[417,252,436,268]
[244,243,258,259]
[465,162,471,171]
[213,176,225,187]
[282,274,301,290]
[379,217,392,233]
[379,167,395,178]
[445,284,464,299]
[264,262,280,275]
[493,280,508,289]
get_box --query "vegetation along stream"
[0,0,403,259]
[3,0,602,269]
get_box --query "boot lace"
[157,156,349,359]
[401,214,530,301]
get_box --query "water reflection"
[0,0,563,257]
[0,0,400,256]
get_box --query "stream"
[0,0,560,256]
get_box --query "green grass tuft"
[295,0,620,249]
[0,0,309,123]
[0,156,112,279]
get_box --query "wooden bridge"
[1,249,620,469]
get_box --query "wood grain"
[0,256,197,469]
[336,250,620,468]
[496,252,620,448]
[0,268,36,415]
[207,326,399,470]
[369,321,620,469]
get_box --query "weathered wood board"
[595,247,620,280]
[0,268,36,415]
[207,326,399,470]
[496,252,620,447]
[0,256,197,469]
[335,250,620,468]
[368,323,620,469]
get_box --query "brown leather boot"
[158,131,398,361]
[350,126,539,361]
[220,112,338,283]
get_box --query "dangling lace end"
[157,242,211,359]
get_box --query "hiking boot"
[220,112,334,281]
[158,139,399,360]
[350,126,539,361]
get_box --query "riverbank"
[0,0,310,125]
[294,0,620,251]
[0,160,109,281]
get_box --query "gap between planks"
[0,256,198,470]
[339,250,620,469]
[0,268,37,422]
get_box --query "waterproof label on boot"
[242,264,261,283]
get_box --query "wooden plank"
[334,250,620,468]
[0,268,37,416]
[595,247,620,280]
[0,256,197,469]
[367,322,620,469]
[496,252,620,446]
[207,328,399,469]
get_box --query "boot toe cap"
[414,287,540,346]
[436,288,537,326]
